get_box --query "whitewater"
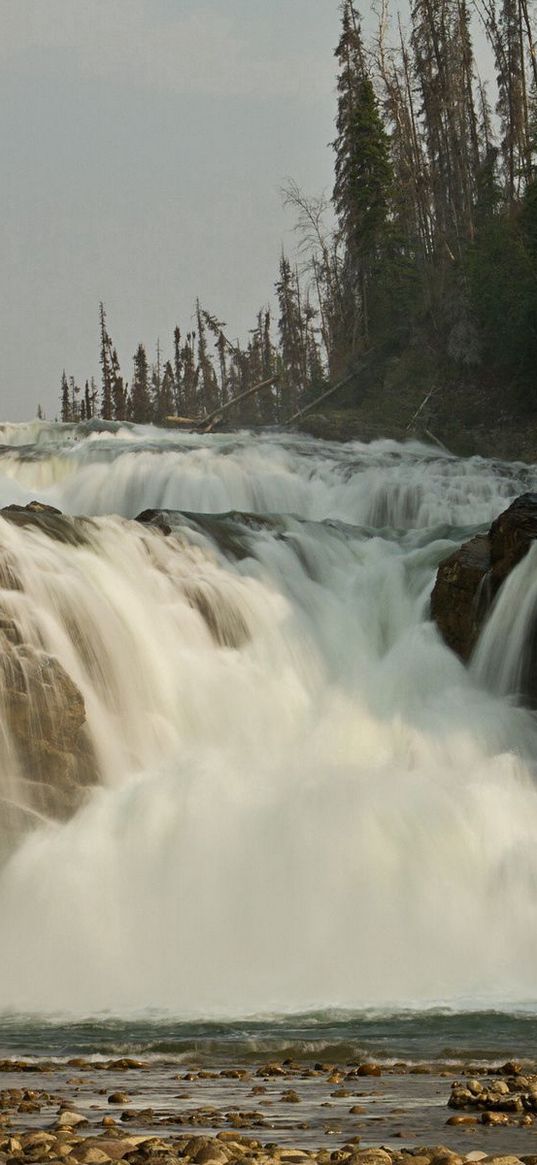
[1,419,537,1021]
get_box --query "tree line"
[60,267,326,426]
[60,0,537,428]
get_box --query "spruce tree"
[150,339,162,421]
[60,372,70,422]
[173,326,184,414]
[84,380,92,420]
[111,348,127,421]
[99,302,113,420]
[276,255,306,417]
[181,332,199,416]
[130,343,151,422]
[196,301,219,415]
[333,0,393,346]
[158,361,176,423]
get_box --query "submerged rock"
[431,493,537,693]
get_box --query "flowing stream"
[0,421,537,1021]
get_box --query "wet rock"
[346,1152,392,1165]
[135,511,173,537]
[0,502,90,546]
[430,534,491,660]
[183,585,250,649]
[21,1131,56,1149]
[193,1147,228,1165]
[0,635,97,853]
[445,1116,478,1126]
[465,1081,483,1096]
[74,1149,114,1165]
[356,1065,381,1078]
[448,1087,474,1109]
[56,1111,89,1129]
[484,1158,525,1165]
[431,493,537,697]
[480,1111,509,1125]
[429,1150,462,1165]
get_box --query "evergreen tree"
[130,343,151,422]
[196,301,219,415]
[69,376,81,422]
[99,302,113,420]
[150,339,162,421]
[111,348,127,421]
[333,0,393,346]
[158,361,176,423]
[181,332,199,416]
[173,326,184,414]
[60,371,70,422]
[276,255,307,417]
[84,380,92,420]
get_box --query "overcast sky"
[0,0,345,421]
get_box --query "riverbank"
[298,409,537,462]
[295,358,537,462]
[2,1056,537,1164]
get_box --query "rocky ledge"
[0,502,97,849]
[431,493,537,689]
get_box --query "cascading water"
[1,421,537,1016]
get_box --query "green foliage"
[333,3,393,268]
[465,180,537,402]
[60,0,537,435]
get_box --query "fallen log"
[196,375,280,430]
[284,358,371,426]
[165,415,202,428]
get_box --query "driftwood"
[165,415,202,428]
[165,375,280,433]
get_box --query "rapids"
[0,420,537,1015]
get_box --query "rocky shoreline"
[1,1058,537,1165]
[3,1127,535,1165]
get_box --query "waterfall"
[0,421,536,1014]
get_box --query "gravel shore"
[2,1057,537,1165]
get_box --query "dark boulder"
[431,492,537,663]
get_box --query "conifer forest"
[60,0,537,438]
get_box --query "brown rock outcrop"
[431,492,537,664]
[0,503,97,852]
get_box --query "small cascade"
[471,541,537,702]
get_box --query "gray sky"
[0,0,342,421]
